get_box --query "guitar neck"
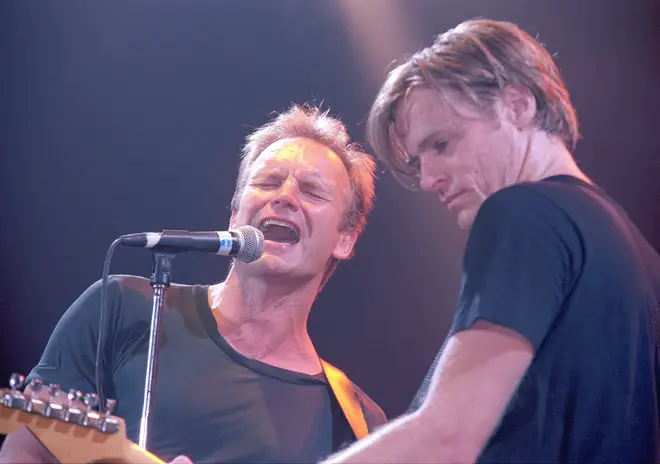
[0,383,164,464]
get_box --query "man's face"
[231,137,357,283]
[394,86,526,230]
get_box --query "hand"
[168,456,193,464]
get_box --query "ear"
[500,85,536,130]
[332,228,359,261]
[229,208,237,229]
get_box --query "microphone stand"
[138,249,177,451]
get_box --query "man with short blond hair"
[0,104,386,464]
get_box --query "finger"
[168,455,193,464]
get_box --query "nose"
[272,178,300,211]
[418,155,444,192]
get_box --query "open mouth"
[256,218,301,245]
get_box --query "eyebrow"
[298,170,331,190]
[251,168,284,179]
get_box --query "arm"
[324,185,581,464]
[0,428,60,464]
[322,320,533,463]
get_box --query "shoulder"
[80,274,151,296]
[476,180,572,223]
[63,274,147,310]
[63,274,154,322]
[464,181,585,286]
[470,180,581,244]
[106,274,152,293]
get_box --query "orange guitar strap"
[320,359,369,440]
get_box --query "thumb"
[168,456,193,464]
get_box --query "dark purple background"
[1,0,659,422]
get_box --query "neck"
[516,131,591,185]
[207,268,323,375]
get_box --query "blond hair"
[367,18,580,189]
[232,104,377,286]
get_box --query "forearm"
[0,427,59,464]
[321,410,470,464]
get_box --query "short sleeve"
[27,277,121,396]
[450,185,583,350]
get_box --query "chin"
[244,254,328,287]
[252,252,296,272]
[456,208,478,231]
[248,252,311,278]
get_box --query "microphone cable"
[95,237,123,412]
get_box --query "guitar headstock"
[0,373,163,464]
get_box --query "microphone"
[119,225,265,263]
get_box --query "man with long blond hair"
[324,18,660,464]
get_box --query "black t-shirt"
[28,275,386,463]
[410,175,660,463]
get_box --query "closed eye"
[297,179,328,201]
[303,187,328,201]
[251,175,283,188]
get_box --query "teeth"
[259,219,300,242]
[261,219,295,230]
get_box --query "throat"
[210,300,320,373]
[207,276,322,374]
[222,320,322,375]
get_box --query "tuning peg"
[82,393,102,429]
[83,393,99,411]
[105,398,117,415]
[64,389,84,425]
[23,379,45,414]
[47,384,61,396]
[9,373,25,391]
[4,374,27,409]
[28,378,44,392]
[99,399,119,434]
[67,389,83,403]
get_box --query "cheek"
[234,190,266,222]
[473,155,501,187]
[464,143,510,194]
[419,154,450,182]
[309,207,343,239]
